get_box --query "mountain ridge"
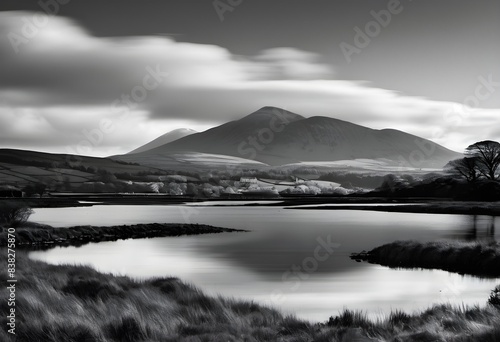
[126,106,459,168]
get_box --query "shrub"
[106,316,147,342]
[488,285,500,307]
[62,277,125,300]
[0,203,33,227]
[149,277,180,295]
[327,309,371,328]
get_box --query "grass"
[0,223,245,249]
[351,240,500,277]
[0,250,499,341]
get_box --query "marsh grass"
[0,251,499,341]
[0,222,244,248]
[351,240,500,277]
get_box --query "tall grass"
[0,250,499,341]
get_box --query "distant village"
[0,175,346,199]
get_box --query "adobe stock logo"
[236,108,293,160]
[270,235,340,305]
[396,73,499,170]
[439,74,500,134]
[7,0,71,54]
[340,0,405,63]
[213,0,243,22]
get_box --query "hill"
[0,149,156,190]
[128,128,197,154]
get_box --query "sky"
[0,0,499,156]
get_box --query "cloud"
[0,11,498,156]
[252,47,334,80]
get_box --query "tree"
[445,157,480,182]
[378,174,413,192]
[0,203,33,227]
[465,141,500,180]
[23,183,47,197]
[186,183,199,197]
[96,169,117,183]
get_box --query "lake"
[29,202,500,321]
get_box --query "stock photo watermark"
[340,0,407,63]
[8,0,71,54]
[213,0,243,22]
[396,73,499,170]
[438,74,500,136]
[440,277,467,300]
[179,205,201,224]
[6,227,17,335]
[237,108,293,160]
[270,235,340,304]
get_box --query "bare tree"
[445,157,480,182]
[465,140,500,180]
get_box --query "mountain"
[128,128,197,154]
[122,106,460,168]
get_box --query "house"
[239,177,258,185]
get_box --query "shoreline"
[288,202,500,216]
[5,196,500,214]
[0,223,246,249]
[351,240,500,278]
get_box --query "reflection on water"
[462,215,497,241]
[29,204,500,322]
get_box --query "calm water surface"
[29,203,500,321]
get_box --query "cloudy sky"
[0,0,499,156]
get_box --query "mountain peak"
[257,106,285,112]
[240,106,305,123]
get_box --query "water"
[29,202,500,321]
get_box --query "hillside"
[128,128,197,154]
[0,149,155,190]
